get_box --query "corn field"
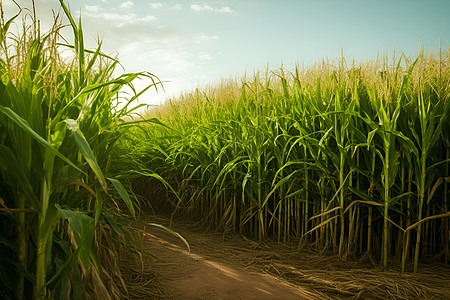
[137,48,450,273]
[1,0,450,299]
[0,2,160,299]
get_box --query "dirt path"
[120,215,450,300]
[138,223,311,299]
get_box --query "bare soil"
[119,215,450,299]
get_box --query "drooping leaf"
[0,105,82,173]
[107,177,135,217]
[56,204,95,270]
[149,223,190,252]
[65,119,106,190]
[46,248,80,290]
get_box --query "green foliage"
[0,1,162,298]
[139,49,450,272]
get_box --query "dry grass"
[123,215,450,300]
[117,249,168,299]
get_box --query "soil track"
[120,215,450,299]
[143,230,309,299]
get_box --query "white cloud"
[120,43,191,71]
[98,12,136,23]
[83,10,156,27]
[147,2,183,11]
[149,2,164,9]
[171,4,183,10]
[190,3,235,14]
[198,52,212,61]
[85,5,101,13]
[118,45,199,96]
[120,1,134,9]
[2,0,220,108]
[139,15,157,22]
[197,33,219,42]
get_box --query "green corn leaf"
[242,173,251,204]
[0,145,39,209]
[263,170,298,207]
[107,177,135,217]
[85,42,102,76]
[56,43,119,62]
[396,131,418,157]
[42,205,61,270]
[46,248,80,291]
[0,105,82,173]
[388,192,415,207]
[71,257,82,300]
[58,0,78,52]
[0,10,21,44]
[56,204,95,270]
[77,14,85,89]
[94,188,103,226]
[119,117,169,129]
[65,119,106,190]
[149,223,190,252]
[0,255,35,286]
[103,210,124,237]
[51,78,129,126]
[51,121,67,149]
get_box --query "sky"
[3,0,450,107]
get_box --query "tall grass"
[0,1,160,298]
[139,48,450,272]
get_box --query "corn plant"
[139,47,450,272]
[0,1,162,298]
